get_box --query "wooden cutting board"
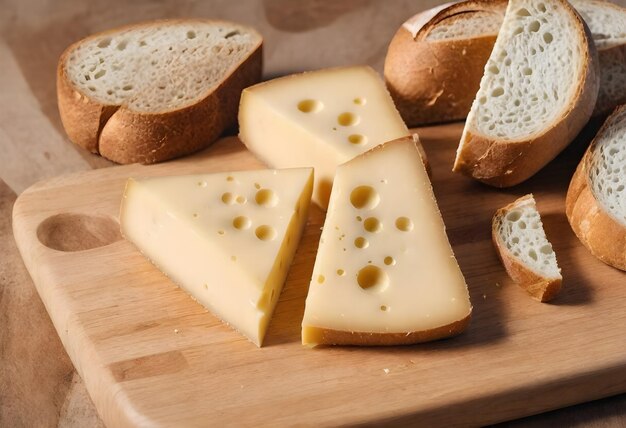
[12,124,626,427]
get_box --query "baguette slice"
[58,20,262,164]
[571,0,626,116]
[566,104,626,271]
[384,0,507,126]
[454,0,599,187]
[493,194,562,302]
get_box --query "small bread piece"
[57,20,262,164]
[571,0,626,116]
[493,194,562,302]
[453,0,599,187]
[566,105,626,271]
[384,0,507,126]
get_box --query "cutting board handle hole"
[37,213,122,252]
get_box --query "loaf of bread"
[493,194,562,302]
[385,0,625,126]
[566,104,626,271]
[453,0,599,187]
[384,0,507,126]
[57,20,262,164]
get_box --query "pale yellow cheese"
[301,138,471,346]
[120,168,313,346]
[239,66,409,209]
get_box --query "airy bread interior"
[64,21,258,112]
[464,0,584,141]
[587,107,626,227]
[572,0,626,50]
[572,0,626,114]
[496,195,561,279]
[426,11,503,41]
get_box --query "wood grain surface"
[1,0,626,426]
[11,122,626,426]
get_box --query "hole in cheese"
[357,265,389,292]
[255,225,276,241]
[350,186,379,210]
[337,112,359,126]
[363,217,382,233]
[221,192,234,205]
[297,99,323,113]
[354,237,369,249]
[395,217,413,232]
[255,188,278,207]
[232,216,251,230]
[348,134,366,145]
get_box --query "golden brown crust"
[565,105,626,271]
[453,0,600,187]
[56,60,118,153]
[56,19,262,164]
[384,0,507,126]
[304,314,471,347]
[492,195,562,302]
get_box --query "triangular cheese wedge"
[120,168,313,346]
[302,137,471,346]
[239,66,409,209]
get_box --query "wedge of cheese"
[239,66,409,209]
[120,168,313,346]
[302,137,471,346]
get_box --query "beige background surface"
[0,0,625,426]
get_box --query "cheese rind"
[301,137,471,346]
[239,66,409,209]
[120,168,313,346]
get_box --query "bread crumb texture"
[426,11,502,41]
[64,22,256,111]
[471,0,583,140]
[587,107,626,226]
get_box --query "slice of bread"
[57,20,262,164]
[384,0,507,126]
[566,104,626,271]
[493,194,562,302]
[571,0,626,116]
[453,0,599,187]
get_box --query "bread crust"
[492,195,562,302]
[453,0,600,187]
[384,0,507,127]
[303,314,471,347]
[57,19,262,164]
[565,105,626,271]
